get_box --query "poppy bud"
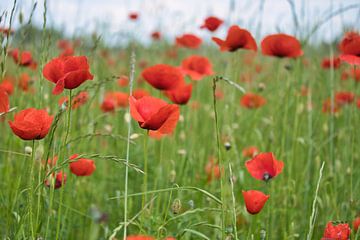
[171,199,182,214]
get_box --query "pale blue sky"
[1,0,359,45]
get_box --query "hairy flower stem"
[212,77,226,239]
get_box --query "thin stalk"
[123,51,135,240]
[228,163,238,240]
[142,133,149,208]
[306,161,325,240]
[212,77,226,238]
[29,140,35,238]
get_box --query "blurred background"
[0,0,359,45]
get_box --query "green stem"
[212,77,226,239]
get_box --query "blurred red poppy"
[322,98,341,114]
[142,64,184,90]
[127,236,153,240]
[132,88,150,100]
[0,89,9,114]
[339,31,360,65]
[151,31,161,40]
[335,91,355,106]
[354,217,360,233]
[18,73,35,92]
[322,221,350,240]
[181,55,214,80]
[240,93,266,109]
[0,27,14,35]
[165,83,192,105]
[321,57,341,69]
[8,108,53,140]
[0,78,14,95]
[261,34,303,58]
[242,190,269,214]
[10,48,35,67]
[117,75,129,87]
[357,99,360,109]
[212,25,257,52]
[45,171,66,189]
[72,91,89,109]
[242,146,259,158]
[205,158,223,182]
[200,16,223,32]
[176,34,202,49]
[129,96,180,134]
[69,154,96,176]
[43,56,94,95]
[105,91,128,108]
[101,98,116,113]
[245,152,284,181]
[129,12,139,20]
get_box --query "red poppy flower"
[335,91,355,106]
[18,73,34,92]
[357,99,360,109]
[205,158,223,182]
[240,93,266,109]
[8,108,53,140]
[0,27,14,35]
[72,91,89,109]
[132,88,150,100]
[322,98,341,114]
[142,64,184,90]
[165,83,192,105]
[105,91,128,108]
[245,152,284,181]
[10,48,34,66]
[151,31,161,40]
[129,12,139,20]
[101,98,116,113]
[340,54,360,66]
[176,34,202,49]
[322,221,350,240]
[350,68,360,82]
[322,57,341,69]
[242,146,259,158]
[69,154,96,176]
[212,25,257,52]
[242,190,269,215]
[261,34,303,58]
[43,55,94,95]
[45,171,66,189]
[127,236,154,240]
[353,217,360,233]
[0,89,9,114]
[129,96,180,134]
[339,31,360,65]
[0,78,14,95]
[181,55,214,81]
[117,75,129,87]
[200,16,223,32]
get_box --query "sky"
[0,0,359,45]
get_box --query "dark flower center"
[263,172,272,181]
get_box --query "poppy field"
[1,1,360,239]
